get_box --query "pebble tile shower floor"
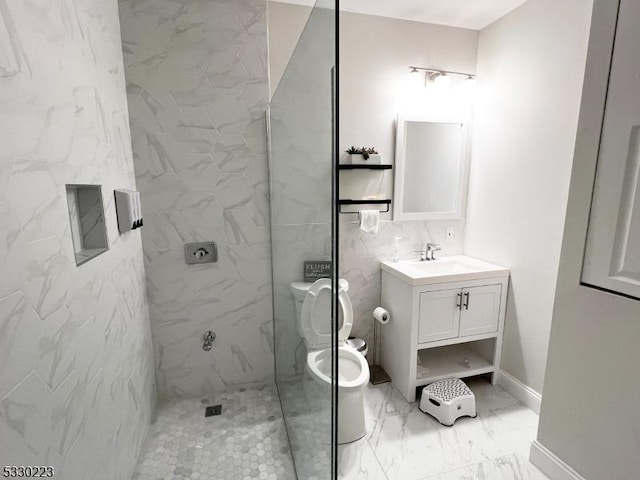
[132,385,296,480]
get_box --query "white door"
[582,0,640,300]
[459,285,501,337]
[418,289,460,343]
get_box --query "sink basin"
[404,257,482,276]
[380,255,509,286]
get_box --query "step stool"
[419,378,476,426]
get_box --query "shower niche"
[66,184,109,266]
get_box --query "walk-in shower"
[0,0,340,476]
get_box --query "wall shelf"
[338,199,391,214]
[66,184,109,266]
[415,342,495,387]
[338,164,392,170]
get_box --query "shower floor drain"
[205,405,222,417]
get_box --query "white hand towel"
[359,210,380,235]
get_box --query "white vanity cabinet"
[380,257,509,402]
[418,284,502,342]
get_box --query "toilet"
[290,278,370,444]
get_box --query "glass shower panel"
[268,0,337,478]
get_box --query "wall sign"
[304,261,333,283]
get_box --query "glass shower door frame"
[331,61,339,480]
[267,0,340,478]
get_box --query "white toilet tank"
[289,279,349,338]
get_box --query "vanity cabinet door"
[459,284,501,337]
[418,289,461,343]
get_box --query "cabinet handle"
[463,291,470,310]
[456,292,462,309]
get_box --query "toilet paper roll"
[373,307,390,325]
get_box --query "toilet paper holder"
[371,307,391,385]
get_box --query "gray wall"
[119,0,273,400]
[534,1,640,478]
[0,0,154,478]
[268,1,312,98]
[465,0,593,395]
[338,12,476,351]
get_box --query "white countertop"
[380,255,509,286]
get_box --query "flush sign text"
[303,261,333,282]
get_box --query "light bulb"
[461,75,476,104]
[407,68,424,90]
[464,75,476,88]
[433,72,450,87]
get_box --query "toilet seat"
[307,346,370,392]
[300,279,353,349]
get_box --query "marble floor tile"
[132,384,296,480]
[131,377,546,480]
[419,453,549,480]
[338,439,388,480]
[278,377,332,480]
[336,377,549,480]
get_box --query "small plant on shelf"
[345,146,380,161]
[346,146,379,159]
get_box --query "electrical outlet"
[445,226,456,244]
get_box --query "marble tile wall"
[340,217,464,359]
[118,0,273,400]
[0,0,155,478]
[67,188,84,251]
[77,187,108,249]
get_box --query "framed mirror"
[393,113,470,221]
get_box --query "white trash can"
[345,336,368,357]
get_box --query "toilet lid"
[300,278,353,348]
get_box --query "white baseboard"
[496,369,542,414]
[530,441,586,480]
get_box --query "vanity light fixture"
[408,66,476,87]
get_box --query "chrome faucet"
[416,243,441,261]
[426,243,441,261]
